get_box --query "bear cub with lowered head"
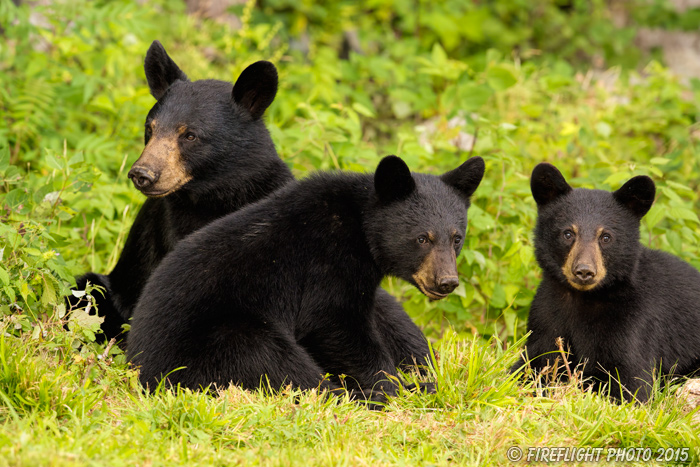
[513,162,700,402]
[128,155,485,404]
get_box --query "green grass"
[0,327,698,466]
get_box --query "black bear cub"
[70,42,434,375]
[69,41,291,341]
[128,155,485,404]
[513,162,700,402]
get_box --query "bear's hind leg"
[143,322,387,408]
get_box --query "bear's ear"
[613,175,656,218]
[440,156,485,201]
[144,40,189,100]
[531,162,572,207]
[232,61,278,119]
[374,155,416,204]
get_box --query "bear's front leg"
[607,360,655,403]
[373,289,431,373]
[301,318,402,396]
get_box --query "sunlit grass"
[0,328,697,466]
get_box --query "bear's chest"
[557,294,642,371]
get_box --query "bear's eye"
[184,132,197,142]
[563,230,575,241]
[417,235,428,245]
[453,236,462,245]
[600,233,612,244]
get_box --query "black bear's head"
[365,155,485,300]
[531,162,655,292]
[128,40,279,198]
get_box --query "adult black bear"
[71,41,434,377]
[512,162,700,402]
[69,41,291,341]
[128,155,485,404]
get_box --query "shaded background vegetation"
[1,0,699,349]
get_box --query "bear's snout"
[411,247,459,300]
[560,225,608,292]
[129,166,159,190]
[436,276,459,295]
[573,263,596,282]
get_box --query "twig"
[555,337,573,380]
[81,338,116,386]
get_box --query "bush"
[0,0,699,347]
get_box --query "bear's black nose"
[436,276,459,295]
[128,167,159,190]
[574,264,596,281]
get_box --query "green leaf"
[71,309,104,333]
[431,43,448,66]
[669,207,700,224]
[645,204,665,229]
[56,303,67,319]
[19,281,29,302]
[3,286,15,303]
[489,283,507,309]
[486,65,517,91]
[666,230,682,254]
[45,155,63,171]
[473,250,486,269]
[603,171,632,187]
[650,157,670,166]
[0,267,9,286]
[41,278,56,306]
[457,83,493,111]
[351,102,375,118]
[0,146,9,171]
[68,152,84,166]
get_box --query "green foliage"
[2,0,700,346]
[632,0,700,31]
[259,0,646,67]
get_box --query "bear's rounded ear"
[374,155,416,204]
[613,175,656,218]
[232,61,278,120]
[440,156,485,202]
[144,40,189,100]
[531,162,572,207]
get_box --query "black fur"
[374,155,416,203]
[127,156,484,402]
[69,41,291,341]
[70,42,438,378]
[144,40,188,100]
[513,162,700,402]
